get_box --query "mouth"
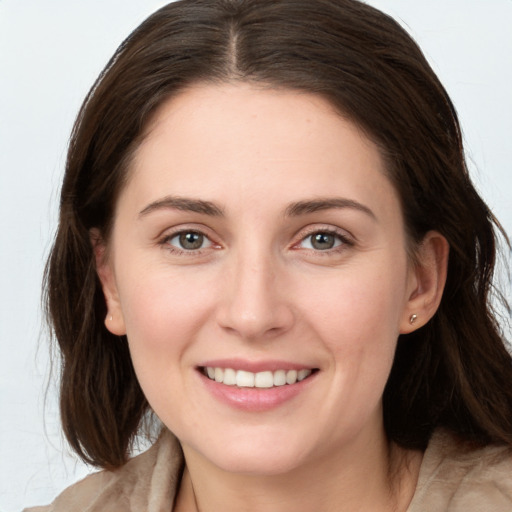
[200,366,317,388]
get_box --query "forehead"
[122,83,398,220]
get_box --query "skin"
[96,83,448,511]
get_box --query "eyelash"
[159,229,216,256]
[158,226,353,256]
[292,227,354,254]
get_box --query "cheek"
[307,268,407,345]
[115,269,218,426]
[302,259,409,392]
[116,266,217,373]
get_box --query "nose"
[216,249,294,341]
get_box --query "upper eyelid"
[162,230,216,246]
[156,223,354,248]
[160,230,218,256]
[157,226,219,254]
[292,224,354,243]
[165,233,214,254]
[157,223,217,241]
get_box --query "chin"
[184,431,312,476]
[212,450,306,476]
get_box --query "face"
[100,83,422,475]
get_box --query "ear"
[400,231,449,334]
[90,229,126,336]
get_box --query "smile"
[202,367,314,388]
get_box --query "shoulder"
[23,430,183,512]
[23,471,114,512]
[409,429,512,511]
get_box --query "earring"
[409,314,418,324]
[107,314,113,322]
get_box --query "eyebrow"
[138,196,224,218]
[285,198,376,220]
[138,195,376,220]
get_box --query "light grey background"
[1,1,510,510]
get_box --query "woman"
[26,0,512,510]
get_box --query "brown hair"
[45,0,512,469]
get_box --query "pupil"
[312,233,334,250]
[179,232,203,250]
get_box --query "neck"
[174,428,422,512]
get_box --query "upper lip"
[198,358,317,373]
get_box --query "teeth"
[236,370,255,388]
[223,368,237,386]
[254,371,273,388]
[204,367,313,388]
[286,369,297,384]
[273,370,287,386]
[297,369,310,381]
[214,367,223,382]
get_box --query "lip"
[196,359,318,412]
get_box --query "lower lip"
[198,371,317,412]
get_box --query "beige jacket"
[24,429,512,511]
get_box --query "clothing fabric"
[24,429,512,511]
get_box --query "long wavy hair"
[44,0,512,469]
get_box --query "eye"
[299,231,346,251]
[166,231,212,251]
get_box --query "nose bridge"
[217,237,293,339]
